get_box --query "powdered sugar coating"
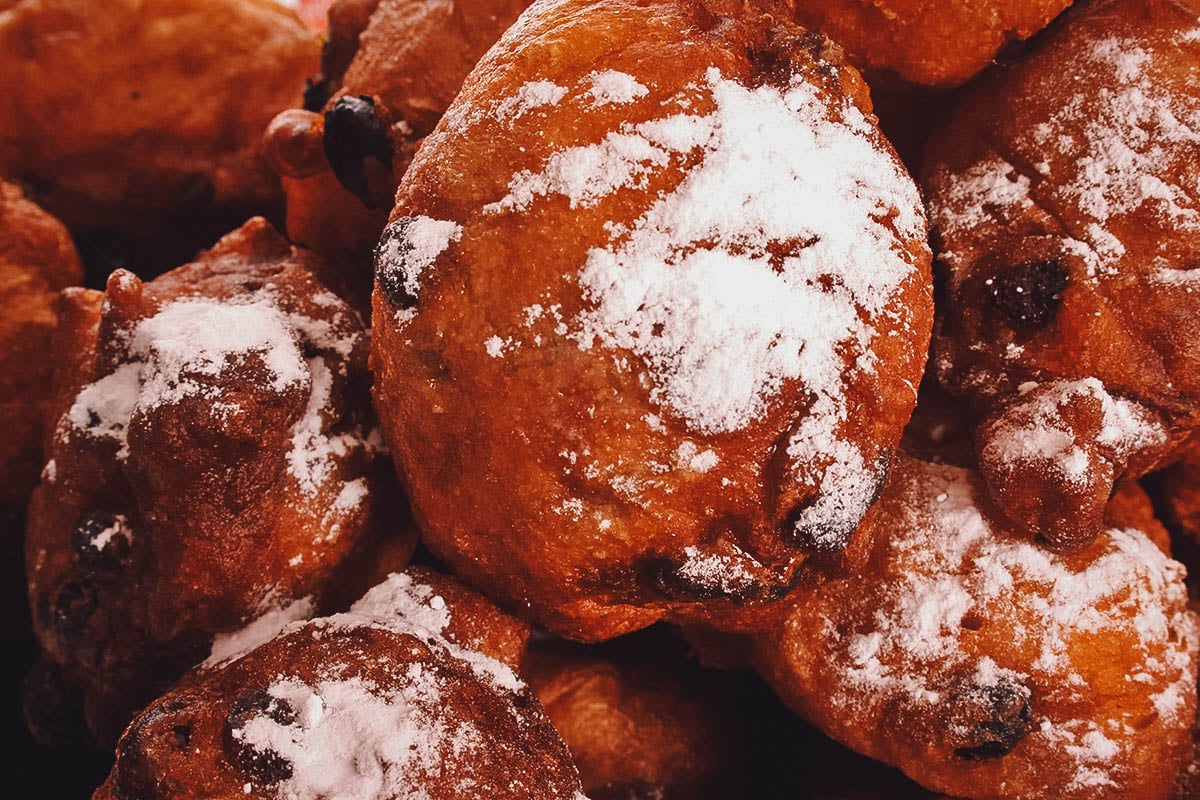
[981,378,1167,487]
[586,70,649,106]
[764,458,1198,798]
[205,596,317,668]
[63,292,372,497]
[483,68,924,437]
[375,216,462,310]
[235,671,484,800]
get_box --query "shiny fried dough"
[0,180,82,507]
[371,0,933,640]
[923,0,1200,550]
[754,456,1199,800]
[787,0,1072,86]
[25,219,402,743]
[524,633,742,800]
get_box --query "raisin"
[53,581,98,641]
[374,217,419,308]
[323,94,392,207]
[780,449,890,553]
[172,724,191,750]
[302,77,331,113]
[947,677,1033,760]
[71,511,133,576]
[986,260,1069,335]
[223,689,296,785]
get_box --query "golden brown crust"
[787,0,1074,86]
[370,0,932,639]
[25,218,406,743]
[753,455,1200,800]
[0,0,319,237]
[923,0,1200,549]
[0,179,82,506]
[524,633,743,800]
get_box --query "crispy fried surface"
[786,0,1072,86]
[0,180,81,507]
[754,455,1199,800]
[923,0,1200,550]
[24,219,404,744]
[94,570,581,800]
[0,0,318,240]
[261,0,531,279]
[370,0,932,640]
[524,631,742,800]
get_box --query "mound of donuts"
[3,0,1199,797]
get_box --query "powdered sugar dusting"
[375,216,462,307]
[1050,36,1200,250]
[234,670,481,800]
[587,70,649,106]
[66,298,307,457]
[495,79,569,121]
[819,460,1198,792]
[205,596,317,667]
[563,69,923,435]
[675,546,759,595]
[981,378,1167,487]
[327,573,524,693]
[64,291,373,502]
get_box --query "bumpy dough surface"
[787,0,1072,86]
[370,0,932,640]
[0,0,318,237]
[0,180,81,507]
[25,219,400,743]
[753,455,1199,800]
[524,632,742,800]
[923,0,1200,550]
[95,569,582,800]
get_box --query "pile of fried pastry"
[3,0,1200,798]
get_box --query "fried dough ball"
[24,218,403,744]
[260,0,530,283]
[753,455,1199,800]
[0,0,319,267]
[923,0,1200,550]
[0,180,82,507]
[785,0,1072,87]
[371,0,933,640]
[523,631,742,800]
[94,569,582,800]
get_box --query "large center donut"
[370,0,932,639]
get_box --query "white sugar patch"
[375,216,461,306]
[1051,36,1200,250]
[205,596,316,668]
[66,298,307,457]
[495,79,568,121]
[65,292,372,502]
[84,514,132,552]
[675,440,718,473]
[235,670,477,800]
[567,69,923,436]
[329,573,524,694]
[675,546,759,595]
[830,461,1198,792]
[981,378,1166,487]
[486,130,677,213]
[587,70,649,106]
